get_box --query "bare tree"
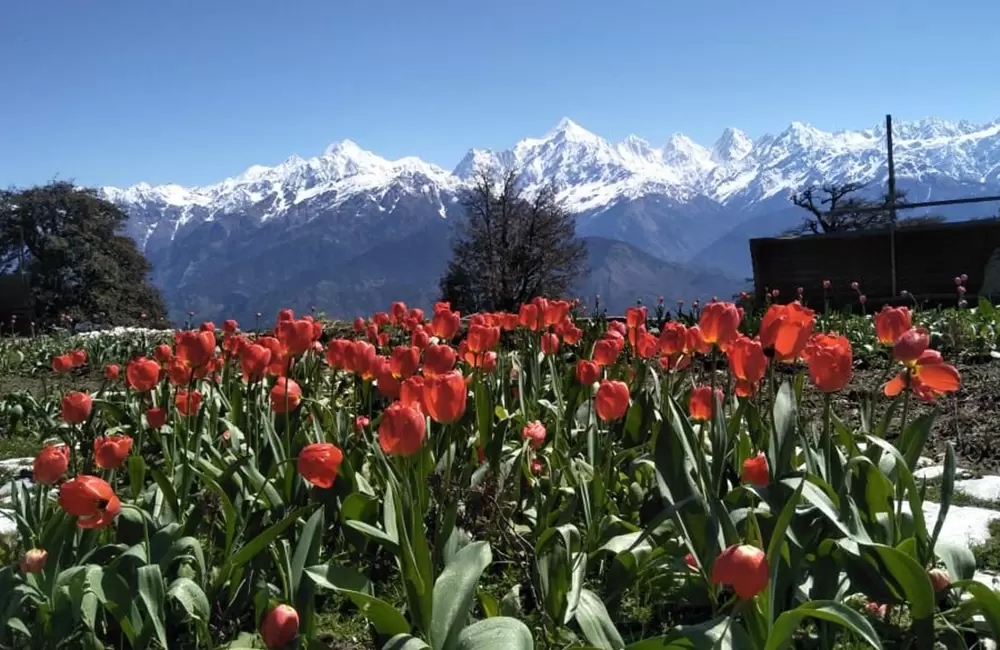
[440,167,587,312]
[787,182,895,234]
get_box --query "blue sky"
[2,0,998,189]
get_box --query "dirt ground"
[797,356,1000,473]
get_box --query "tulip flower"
[541,333,560,356]
[711,544,769,599]
[378,401,426,456]
[727,336,767,397]
[390,345,421,379]
[94,436,133,470]
[297,443,343,488]
[592,337,623,366]
[422,344,457,377]
[430,307,461,340]
[51,354,73,373]
[70,349,87,367]
[928,568,951,592]
[576,360,600,385]
[33,444,69,484]
[400,376,425,412]
[741,453,769,487]
[270,378,303,413]
[20,548,47,574]
[147,407,167,429]
[61,391,93,425]
[260,604,300,649]
[626,306,647,330]
[126,357,161,392]
[240,344,273,382]
[884,328,960,401]
[175,389,203,417]
[875,305,912,346]
[688,386,722,422]
[803,334,853,393]
[175,329,216,369]
[759,302,815,362]
[698,302,741,348]
[423,370,467,424]
[522,421,546,449]
[104,364,120,380]
[595,380,630,421]
[59,476,121,529]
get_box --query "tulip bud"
[20,548,47,573]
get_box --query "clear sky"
[2,0,998,189]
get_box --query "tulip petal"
[915,363,960,393]
[883,374,906,397]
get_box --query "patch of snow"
[913,501,1000,546]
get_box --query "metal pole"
[886,114,898,296]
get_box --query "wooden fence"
[749,218,1000,308]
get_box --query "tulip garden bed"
[0,301,999,650]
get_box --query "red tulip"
[626,306,647,330]
[60,391,92,425]
[33,444,69,484]
[390,346,420,379]
[51,354,73,373]
[712,544,768,599]
[240,344,273,382]
[576,360,600,385]
[522,421,546,449]
[20,548,47,574]
[430,307,461,340]
[175,389,202,417]
[759,302,815,362]
[70,349,87,367]
[154,344,173,362]
[423,370,467,424]
[270,378,303,413]
[59,476,121,529]
[595,380,630,421]
[175,330,216,368]
[592,338,623,366]
[699,302,741,348]
[126,357,161,392]
[741,453,768,487]
[94,436,133,470]
[688,386,722,422]
[147,407,167,429]
[378,401,426,456]
[423,344,457,377]
[727,336,768,397]
[875,305,912,346]
[104,364,120,380]
[260,604,300,649]
[804,334,853,393]
[297,442,343,488]
[541,333,560,356]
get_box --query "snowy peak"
[106,115,1000,221]
[711,128,753,163]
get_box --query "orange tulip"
[542,300,571,328]
[61,391,92,424]
[94,436,133,470]
[576,360,600,385]
[626,306,647,330]
[297,442,343,488]
[595,380,630,421]
[875,305,912,346]
[147,407,167,429]
[423,370,467,424]
[541,333,560,356]
[175,330,216,368]
[276,318,316,356]
[422,344,456,377]
[175,389,202,417]
[658,321,687,356]
[240,344,273,382]
[400,375,425,412]
[430,307,461,340]
[374,357,401,399]
[70,349,87,367]
[270,378,302,413]
[260,604,300,649]
[741,453,768,487]
[686,325,712,355]
[592,337,623,366]
[20,548,47,574]
[727,336,768,397]
[411,327,431,349]
[154,344,173,362]
[390,346,420,379]
[466,324,500,354]
[126,357,161,392]
[51,354,73,373]
[803,333,853,393]
[33,444,69,484]
[636,331,658,359]
[688,386,722,422]
[343,340,377,377]
[58,475,121,529]
[884,328,960,401]
[325,338,349,368]
[759,302,815,362]
[608,320,627,338]
[379,401,426,456]
[522,421,546,449]
[699,302,741,348]
[712,544,768,599]
[518,303,541,331]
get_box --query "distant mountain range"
[102,116,1000,322]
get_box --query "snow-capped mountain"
[104,116,1000,322]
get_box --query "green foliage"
[0,182,168,328]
